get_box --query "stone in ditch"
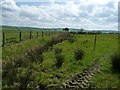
[79,84,84,88]
[69,81,74,86]
[82,82,87,87]
[81,73,85,76]
[77,74,81,78]
[76,79,82,83]
[84,79,88,84]
[90,73,94,76]
[62,82,67,86]
[97,69,101,73]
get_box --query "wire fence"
[2,31,58,47]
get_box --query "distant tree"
[78,28,85,34]
[80,28,84,32]
[96,31,102,34]
[63,28,69,32]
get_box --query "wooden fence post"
[19,32,22,42]
[30,31,32,39]
[37,32,38,38]
[94,34,97,51]
[42,31,43,37]
[46,31,47,36]
[2,32,5,47]
[48,31,50,36]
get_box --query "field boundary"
[2,31,57,47]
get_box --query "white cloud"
[2,0,19,11]
[1,0,118,30]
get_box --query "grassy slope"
[90,55,120,88]
[2,26,59,61]
[2,33,119,88]
[2,37,49,60]
[89,34,120,88]
[34,34,118,87]
[2,27,56,46]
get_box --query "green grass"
[31,34,118,87]
[2,37,50,60]
[2,32,119,88]
[90,55,120,88]
[2,30,57,46]
[88,34,119,88]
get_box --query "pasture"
[2,26,119,89]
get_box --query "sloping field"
[2,31,119,89]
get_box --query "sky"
[1,0,119,30]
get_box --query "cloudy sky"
[1,0,119,30]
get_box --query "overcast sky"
[1,0,119,30]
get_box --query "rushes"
[74,49,84,61]
[54,47,64,68]
[55,54,64,68]
[111,52,120,73]
[2,60,34,89]
[54,48,62,54]
[3,33,71,88]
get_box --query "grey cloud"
[105,2,114,8]
[95,9,114,18]
[106,16,118,23]
[1,0,118,30]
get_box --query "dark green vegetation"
[2,27,119,89]
[111,53,120,73]
[74,49,84,60]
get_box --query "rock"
[83,70,88,74]
[77,74,81,78]
[66,84,76,88]
[82,81,87,87]
[81,72,85,76]
[76,79,82,83]
[84,79,88,84]
[97,69,101,73]
[90,72,94,76]
[79,84,84,88]
[62,82,67,86]
[69,81,78,86]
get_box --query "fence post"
[30,31,32,39]
[37,32,38,38]
[42,31,43,37]
[94,34,97,51]
[2,32,5,47]
[46,31,47,36]
[19,32,22,42]
[48,31,50,36]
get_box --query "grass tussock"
[2,33,71,88]
[111,52,120,73]
[74,49,84,61]
[55,54,64,68]
[67,36,75,43]
[2,60,34,89]
[54,47,62,54]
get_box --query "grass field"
[2,27,119,89]
[1,26,60,47]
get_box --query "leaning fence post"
[46,31,47,36]
[19,32,22,42]
[94,34,97,51]
[49,31,50,36]
[30,31,32,39]
[2,32,5,47]
[37,32,38,38]
[42,31,43,37]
